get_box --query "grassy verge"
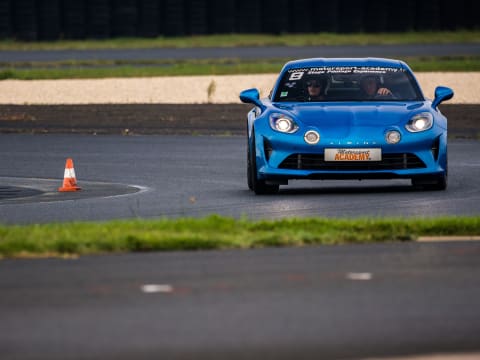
[0,59,284,80]
[0,56,478,80]
[1,31,479,51]
[0,216,479,259]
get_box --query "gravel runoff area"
[0,73,479,104]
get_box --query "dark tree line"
[0,0,478,41]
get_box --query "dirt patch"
[0,104,478,138]
[0,104,251,135]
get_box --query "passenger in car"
[360,75,393,98]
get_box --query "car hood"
[273,102,428,137]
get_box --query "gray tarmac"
[1,241,480,359]
[1,135,480,359]
[1,42,480,360]
[1,43,479,63]
[0,135,479,224]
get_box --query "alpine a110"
[240,58,454,194]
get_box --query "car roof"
[282,57,408,71]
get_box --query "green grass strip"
[0,61,284,80]
[0,56,478,80]
[0,31,479,51]
[0,215,479,258]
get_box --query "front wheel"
[248,131,279,195]
[412,173,447,191]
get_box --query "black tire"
[412,156,448,191]
[13,0,37,41]
[138,0,160,37]
[247,135,253,191]
[111,0,138,38]
[432,173,448,190]
[63,0,87,39]
[412,173,447,191]
[0,0,11,39]
[248,131,279,195]
[163,0,186,36]
[87,0,111,39]
[38,0,61,40]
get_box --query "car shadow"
[276,182,419,195]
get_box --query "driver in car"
[360,75,392,98]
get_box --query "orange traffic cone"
[58,158,81,192]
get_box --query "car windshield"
[273,66,423,102]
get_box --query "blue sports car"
[240,58,454,194]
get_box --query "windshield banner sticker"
[288,66,404,76]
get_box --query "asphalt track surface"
[2,43,480,63]
[1,135,480,224]
[1,134,480,359]
[1,241,480,359]
[2,43,480,360]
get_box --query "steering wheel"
[374,93,395,100]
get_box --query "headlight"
[406,112,433,132]
[385,130,401,144]
[269,113,299,133]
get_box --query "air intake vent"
[279,153,426,171]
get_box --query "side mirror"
[432,86,454,109]
[240,88,265,111]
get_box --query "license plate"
[324,148,382,162]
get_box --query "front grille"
[279,153,426,171]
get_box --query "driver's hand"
[377,87,392,95]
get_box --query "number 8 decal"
[289,72,304,81]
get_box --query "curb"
[417,236,480,242]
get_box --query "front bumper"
[254,125,447,181]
